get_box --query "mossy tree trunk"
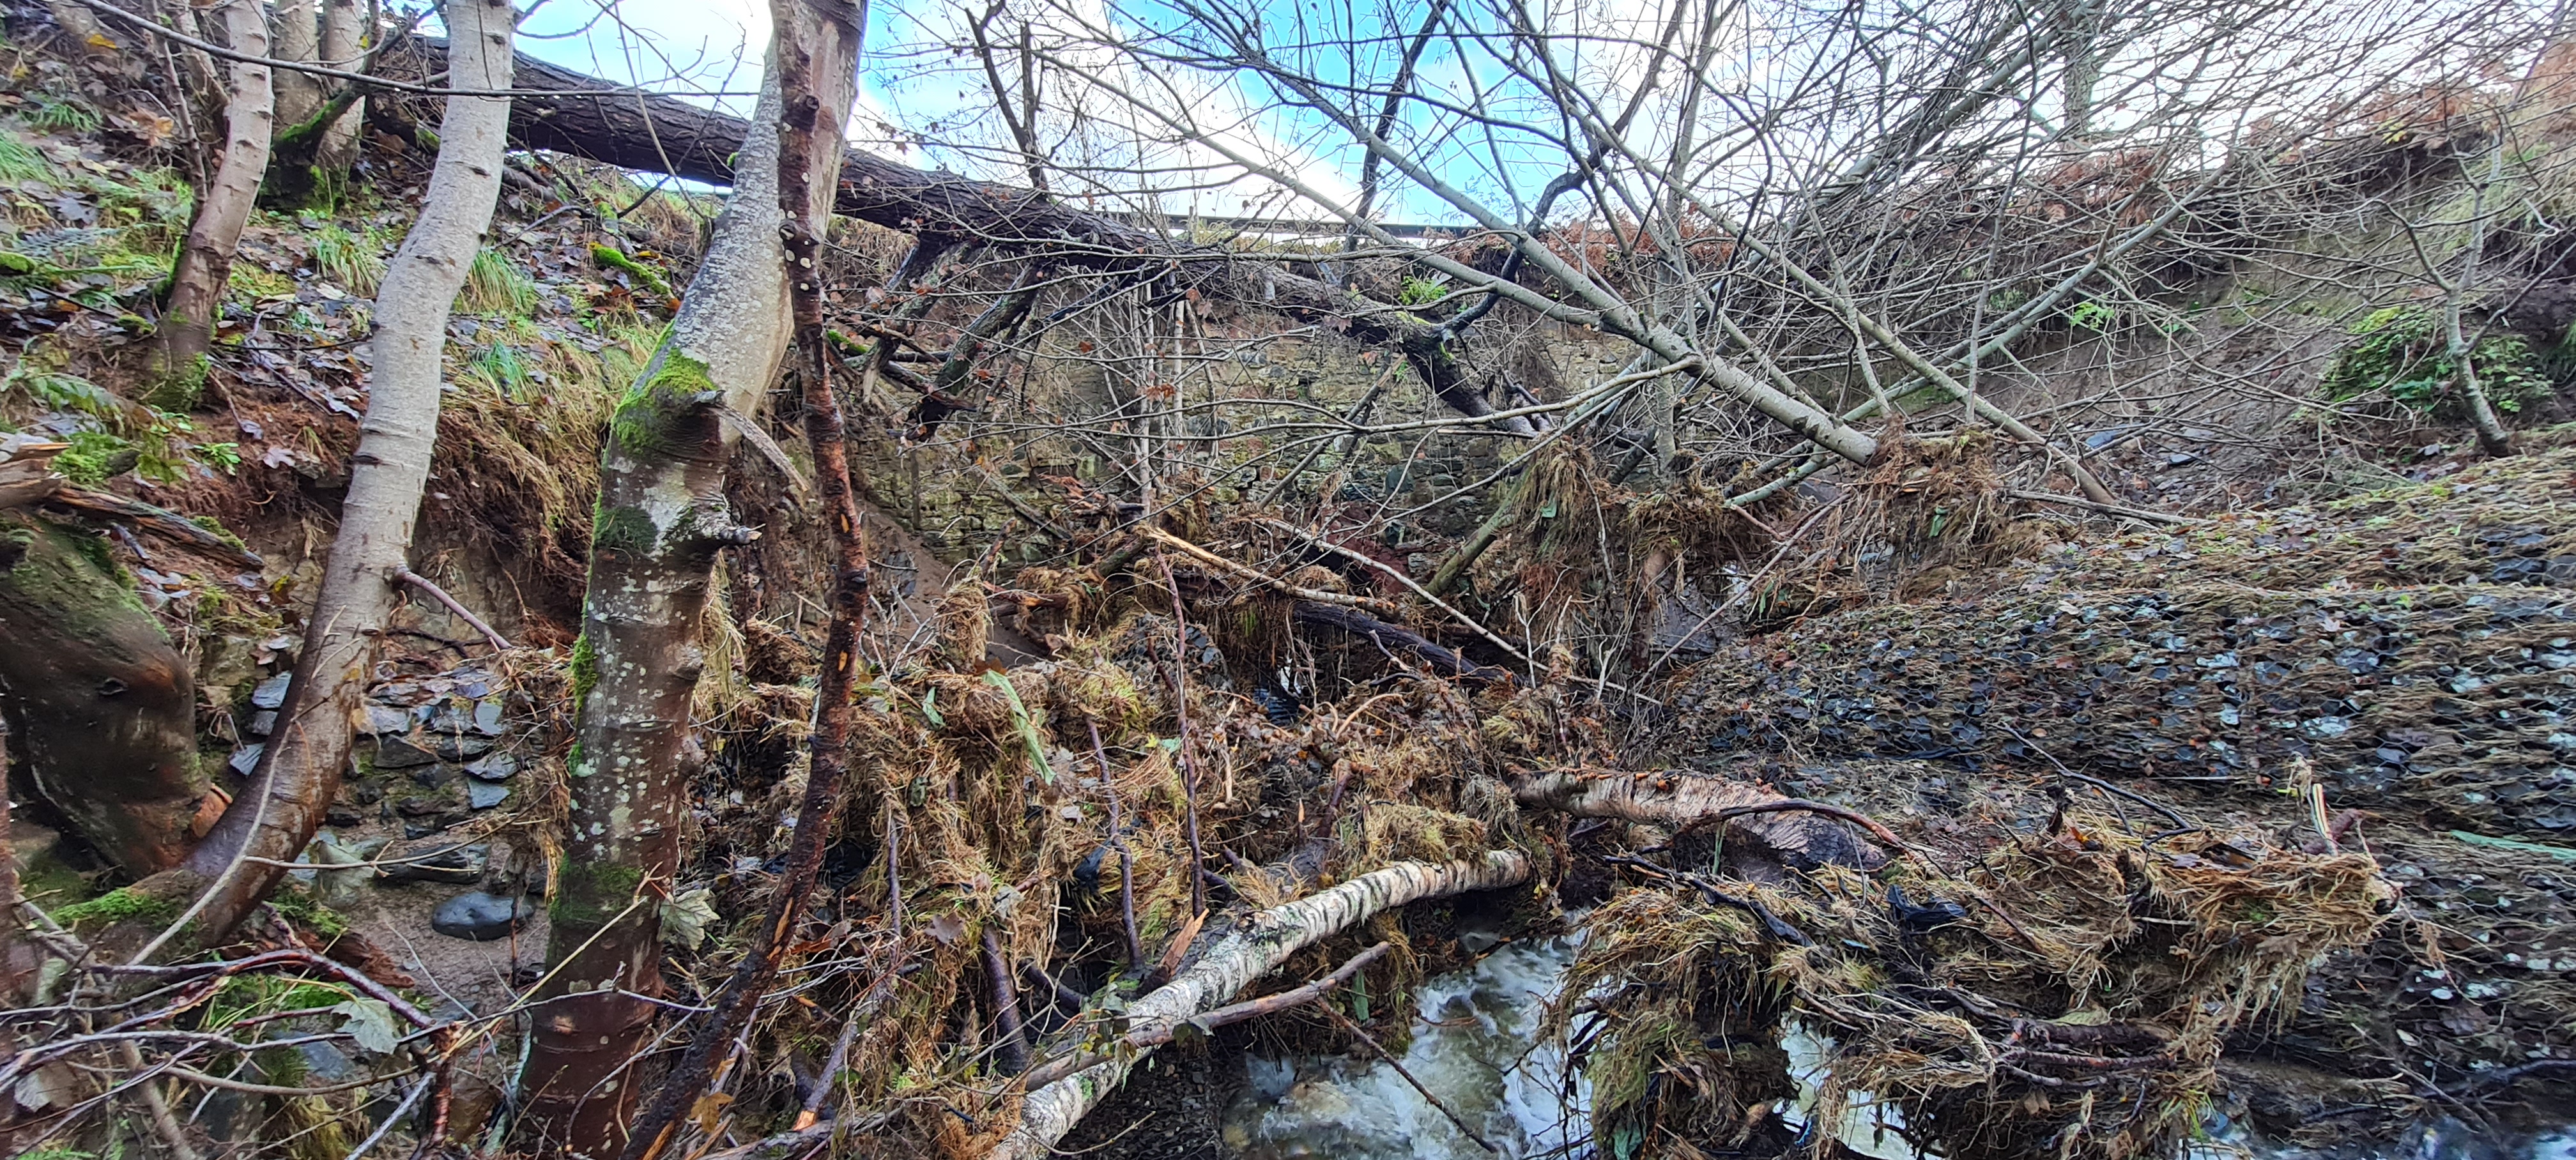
[172,0,516,950]
[0,519,208,877]
[518,30,851,1152]
[152,0,273,399]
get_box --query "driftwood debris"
[990,850,1531,1160]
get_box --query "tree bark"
[517,33,848,1156]
[1510,767,1888,871]
[152,0,273,401]
[167,0,514,949]
[989,850,1531,1160]
[0,519,208,877]
[270,0,323,130]
[607,2,870,1156]
[313,0,367,178]
[406,40,1536,425]
[1291,600,1514,685]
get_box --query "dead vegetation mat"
[1563,803,2394,1160]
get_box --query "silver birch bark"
[151,0,272,397]
[990,851,1533,1160]
[165,0,516,949]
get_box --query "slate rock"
[247,710,277,736]
[325,807,365,828]
[464,752,517,781]
[472,698,507,736]
[371,736,438,769]
[395,796,451,818]
[467,781,510,811]
[250,672,293,710]
[411,765,460,789]
[431,891,527,941]
[228,744,263,776]
[432,734,493,761]
[381,841,485,885]
[363,705,411,735]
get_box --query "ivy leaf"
[661,887,719,950]
[332,998,401,1055]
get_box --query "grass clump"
[462,247,540,314]
[307,223,385,294]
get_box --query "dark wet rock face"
[431,890,527,940]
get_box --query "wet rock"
[432,733,493,761]
[362,705,411,735]
[431,891,527,940]
[381,841,485,885]
[464,752,517,781]
[467,781,510,811]
[411,765,460,789]
[250,672,293,710]
[370,736,438,769]
[395,796,451,818]
[326,806,365,828]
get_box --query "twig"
[969,464,1075,540]
[1319,995,1501,1154]
[394,568,512,650]
[1706,799,1909,851]
[1087,719,1144,967]
[346,1072,435,1160]
[2005,489,2200,526]
[1142,525,1397,611]
[1019,942,1393,1090]
[983,928,1031,1073]
[1999,723,2194,832]
[1153,553,1208,920]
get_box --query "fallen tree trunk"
[395,40,1568,427]
[0,519,208,876]
[1512,767,1887,871]
[989,850,1531,1160]
[1292,600,1515,684]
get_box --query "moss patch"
[52,884,179,929]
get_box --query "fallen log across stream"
[990,850,1531,1160]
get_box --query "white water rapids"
[1213,931,2575,1160]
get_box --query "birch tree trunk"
[165,0,516,949]
[313,0,367,178]
[519,29,853,1152]
[151,0,273,403]
[990,851,1533,1160]
[270,0,323,132]
[614,9,871,1156]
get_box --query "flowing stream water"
[1215,931,2575,1160]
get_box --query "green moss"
[611,352,717,456]
[549,860,645,928]
[54,430,136,486]
[2320,305,2552,416]
[226,264,295,303]
[268,886,352,938]
[591,501,656,558]
[588,245,673,298]
[142,352,209,412]
[569,632,599,703]
[52,885,178,929]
